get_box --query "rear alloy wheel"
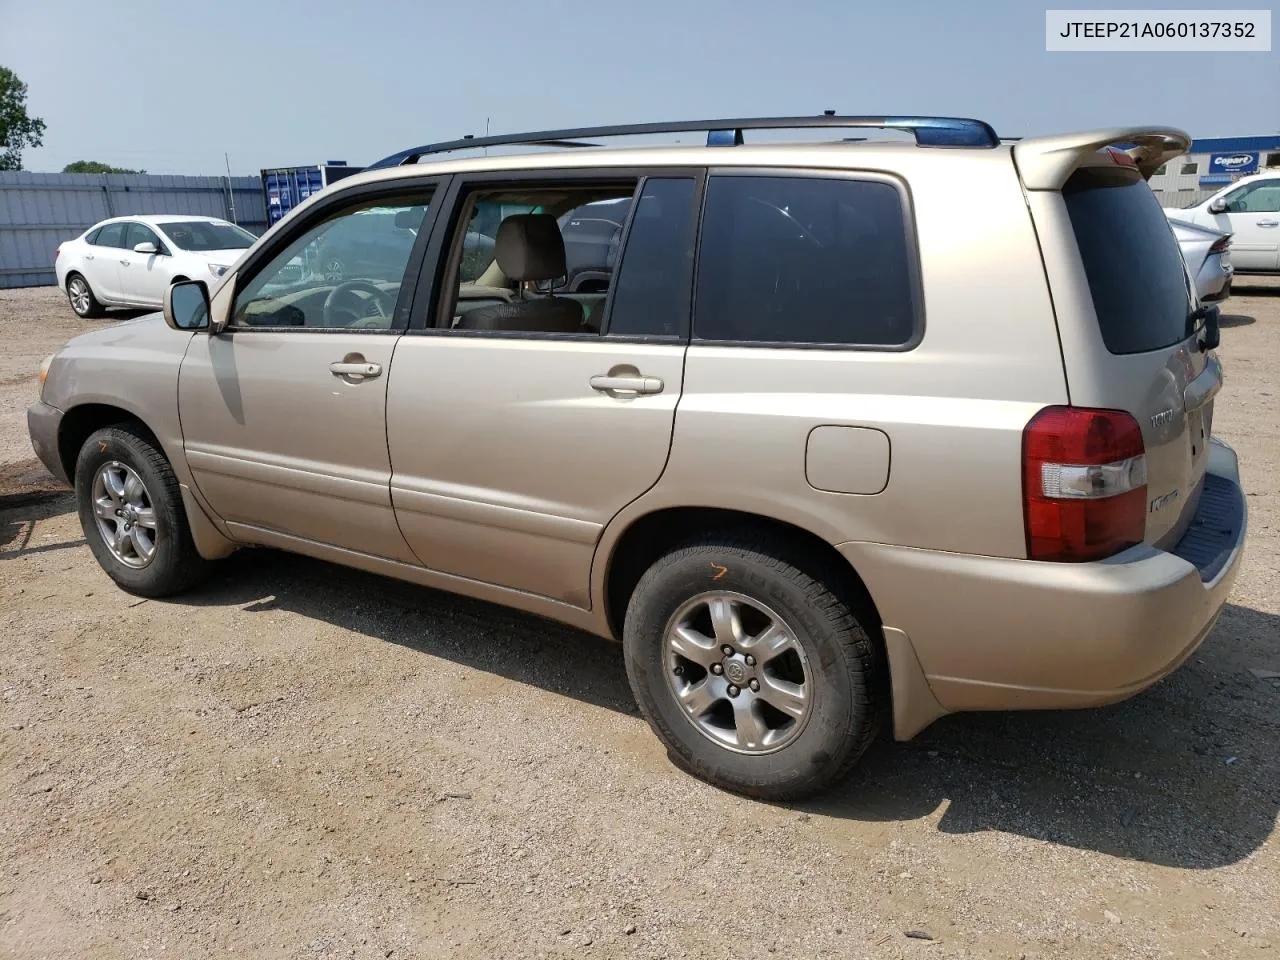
[623,531,884,801]
[67,274,104,318]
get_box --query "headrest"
[494,214,566,282]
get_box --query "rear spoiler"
[1013,127,1191,191]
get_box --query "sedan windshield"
[159,221,256,251]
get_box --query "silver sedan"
[1170,218,1234,304]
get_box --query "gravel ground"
[2,282,1278,960]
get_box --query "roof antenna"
[823,109,836,117]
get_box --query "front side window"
[160,220,256,252]
[123,222,164,252]
[1223,181,1280,213]
[230,195,432,330]
[693,175,918,347]
[95,222,126,248]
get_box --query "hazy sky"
[2,0,1277,176]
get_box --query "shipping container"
[260,162,361,227]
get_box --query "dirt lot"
[2,282,1278,960]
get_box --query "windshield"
[159,221,256,251]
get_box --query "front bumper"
[27,401,67,485]
[842,438,1247,721]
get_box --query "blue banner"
[1208,152,1259,176]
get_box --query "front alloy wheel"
[91,461,158,568]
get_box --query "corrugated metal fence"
[0,172,268,288]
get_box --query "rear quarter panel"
[600,149,1069,565]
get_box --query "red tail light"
[1023,406,1147,562]
[1209,234,1232,255]
[55,244,62,259]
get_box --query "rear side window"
[1063,171,1194,355]
[693,175,917,347]
[85,227,102,244]
[605,178,697,338]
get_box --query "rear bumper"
[841,438,1246,731]
[27,401,67,485]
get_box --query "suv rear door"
[1030,155,1219,550]
[385,169,701,606]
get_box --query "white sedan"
[55,215,257,317]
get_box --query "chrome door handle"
[85,254,94,260]
[330,360,382,380]
[1258,220,1280,227]
[119,260,130,266]
[589,374,664,395]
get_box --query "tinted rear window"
[693,175,917,347]
[1063,171,1194,355]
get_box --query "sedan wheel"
[68,276,94,317]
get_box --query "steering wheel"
[321,279,395,328]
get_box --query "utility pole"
[224,152,238,224]
[484,117,490,157]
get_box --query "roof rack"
[365,114,1000,170]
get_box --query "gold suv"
[28,116,1247,799]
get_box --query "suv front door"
[386,172,701,607]
[178,183,443,559]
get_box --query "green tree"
[62,160,144,174]
[0,66,45,171]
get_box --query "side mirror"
[133,241,158,254]
[164,279,210,331]
[1208,198,1228,214]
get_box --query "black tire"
[66,272,105,318]
[74,423,208,597]
[622,531,884,801]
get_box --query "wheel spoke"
[677,678,721,718]
[758,674,808,720]
[668,624,719,667]
[93,497,116,519]
[114,524,132,555]
[708,596,743,647]
[103,468,126,503]
[133,507,156,530]
[741,621,795,661]
[732,697,771,751]
[123,472,145,504]
[129,527,156,560]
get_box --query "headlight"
[208,263,228,277]
[38,354,54,398]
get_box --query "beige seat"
[457,214,584,333]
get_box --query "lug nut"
[722,645,734,656]
[673,664,684,676]
[745,655,756,666]
[727,685,740,698]
[711,664,723,675]
[748,679,760,692]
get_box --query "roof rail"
[1013,126,1191,190]
[365,115,1000,170]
